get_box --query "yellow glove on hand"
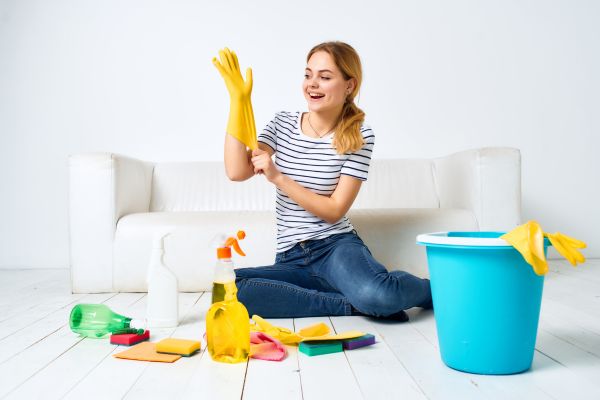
[250,315,364,345]
[501,220,586,276]
[212,48,258,150]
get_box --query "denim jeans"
[235,231,432,318]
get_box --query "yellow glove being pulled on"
[501,220,586,276]
[213,48,257,150]
[250,315,364,346]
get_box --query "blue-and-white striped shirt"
[258,111,375,253]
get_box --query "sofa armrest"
[433,147,521,230]
[68,153,154,293]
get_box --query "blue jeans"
[235,231,432,318]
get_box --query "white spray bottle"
[146,231,179,328]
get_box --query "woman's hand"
[213,48,253,102]
[213,48,257,150]
[251,148,281,183]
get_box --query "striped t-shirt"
[258,111,375,253]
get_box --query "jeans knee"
[350,284,401,317]
[235,276,248,291]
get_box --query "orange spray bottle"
[206,230,250,363]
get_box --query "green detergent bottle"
[69,304,145,338]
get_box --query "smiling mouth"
[308,92,325,100]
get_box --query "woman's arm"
[251,148,362,223]
[224,135,273,182]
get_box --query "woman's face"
[303,51,353,114]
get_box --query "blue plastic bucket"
[417,231,549,375]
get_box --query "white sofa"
[68,147,521,293]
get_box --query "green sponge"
[299,340,343,356]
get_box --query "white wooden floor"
[1,259,599,400]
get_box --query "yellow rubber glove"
[250,315,364,345]
[250,315,303,345]
[544,232,586,266]
[501,220,548,275]
[212,48,258,150]
[501,220,587,276]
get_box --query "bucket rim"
[416,231,513,247]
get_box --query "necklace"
[307,113,333,138]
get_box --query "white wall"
[1,0,598,268]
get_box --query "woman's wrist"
[270,171,285,186]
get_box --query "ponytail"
[333,100,365,154]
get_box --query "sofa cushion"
[353,160,439,209]
[113,208,477,292]
[150,163,276,212]
[149,159,439,212]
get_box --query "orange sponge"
[156,338,201,357]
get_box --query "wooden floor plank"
[0,290,87,340]
[242,317,302,400]
[407,310,563,400]
[548,259,600,285]
[0,292,115,364]
[330,315,427,400]
[1,258,599,399]
[122,293,209,400]
[0,269,59,299]
[539,315,600,359]
[372,316,504,400]
[1,293,136,399]
[543,270,600,316]
[535,330,600,394]
[293,316,363,400]
[177,297,249,400]
[407,273,600,400]
[61,293,200,400]
[0,269,70,322]
[527,350,600,400]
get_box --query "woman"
[215,41,432,320]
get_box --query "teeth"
[309,92,324,97]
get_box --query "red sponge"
[110,330,150,346]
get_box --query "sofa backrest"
[150,159,438,212]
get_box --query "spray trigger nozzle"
[219,230,247,257]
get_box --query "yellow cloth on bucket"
[501,220,586,276]
[250,315,364,345]
[114,342,181,363]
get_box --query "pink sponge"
[110,330,150,346]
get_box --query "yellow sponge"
[156,338,201,357]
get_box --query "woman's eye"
[321,77,331,80]
[304,74,310,79]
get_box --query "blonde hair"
[307,41,366,154]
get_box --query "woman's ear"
[347,78,357,94]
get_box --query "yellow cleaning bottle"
[206,230,250,363]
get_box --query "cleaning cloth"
[249,331,286,361]
[250,315,364,345]
[114,342,181,363]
